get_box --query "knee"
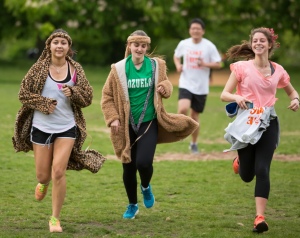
[255,166,269,179]
[240,173,255,183]
[178,106,189,115]
[51,167,66,181]
[137,162,152,171]
[240,177,254,183]
[191,114,199,122]
[36,172,51,184]
[123,162,136,174]
[178,109,188,115]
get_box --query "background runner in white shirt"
[174,18,222,153]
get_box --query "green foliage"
[1,0,300,66]
[0,38,34,60]
[156,38,179,71]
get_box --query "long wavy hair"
[226,27,280,61]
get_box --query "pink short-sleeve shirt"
[230,60,290,107]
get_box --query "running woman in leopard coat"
[12,29,106,233]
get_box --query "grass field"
[0,61,299,237]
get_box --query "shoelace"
[142,188,152,200]
[254,215,265,225]
[127,205,137,213]
[50,216,59,226]
[39,184,47,193]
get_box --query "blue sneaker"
[141,184,155,208]
[123,204,139,219]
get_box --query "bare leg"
[255,197,267,216]
[33,143,53,184]
[177,98,191,115]
[190,109,199,144]
[51,138,75,219]
[178,99,199,146]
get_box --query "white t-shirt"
[174,38,221,95]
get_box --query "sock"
[141,185,149,191]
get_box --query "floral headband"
[265,28,280,48]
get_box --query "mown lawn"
[0,61,299,237]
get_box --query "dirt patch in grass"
[153,152,300,162]
[167,69,230,87]
[106,152,300,162]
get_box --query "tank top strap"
[49,62,72,83]
[67,62,71,79]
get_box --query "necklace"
[134,60,144,65]
[254,61,271,77]
[51,61,67,73]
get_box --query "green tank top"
[126,55,156,124]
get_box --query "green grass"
[0,62,300,237]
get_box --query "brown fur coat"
[12,56,106,173]
[101,57,199,163]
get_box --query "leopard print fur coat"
[12,55,106,173]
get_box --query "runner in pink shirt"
[231,59,290,107]
[220,27,299,233]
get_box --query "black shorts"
[178,88,207,113]
[30,126,77,145]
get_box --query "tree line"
[1,0,299,69]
